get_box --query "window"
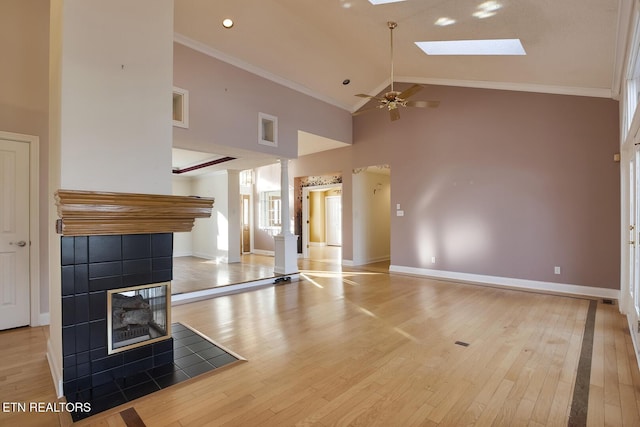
[240,169,253,186]
[172,87,189,128]
[258,112,278,147]
[259,191,281,235]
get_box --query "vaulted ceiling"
[172,0,626,174]
[174,0,624,113]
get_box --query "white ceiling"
[172,0,624,174]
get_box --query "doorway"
[302,184,342,262]
[241,194,251,254]
[0,131,39,329]
[352,165,391,266]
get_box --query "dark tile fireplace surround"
[55,189,215,419]
[61,233,175,400]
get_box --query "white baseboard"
[348,256,390,267]
[389,265,621,300]
[172,251,192,258]
[46,339,64,398]
[308,242,326,247]
[627,315,640,375]
[192,251,215,260]
[367,255,390,264]
[39,312,50,326]
[253,249,275,257]
[342,259,354,266]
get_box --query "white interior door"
[325,195,342,246]
[631,146,640,346]
[302,187,310,258]
[0,138,30,330]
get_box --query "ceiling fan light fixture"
[353,21,440,121]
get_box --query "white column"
[274,158,298,275]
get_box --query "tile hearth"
[69,323,240,422]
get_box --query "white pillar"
[274,158,298,275]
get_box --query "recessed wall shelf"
[258,112,278,147]
[173,86,189,128]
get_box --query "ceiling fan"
[353,21,440,122]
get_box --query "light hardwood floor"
[172,246,347,295]
[2,269,640,426]
[172,254,277,294]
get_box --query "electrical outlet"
[431,256,436,263]
[396,210,404,217]
[554,266,561,275]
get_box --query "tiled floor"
[70,323,241,421]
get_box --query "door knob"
[11,241,27,247]
[631,241,636,245]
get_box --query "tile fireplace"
[55,190,214,410]
[61,233,175,398]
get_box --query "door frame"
[627,143,640,355]
[0,131,40,326]
[302,183,342,259]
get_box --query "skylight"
[368,0,407,4]
[415,39,526,56]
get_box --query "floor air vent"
[602,299,615,305]
[455,341,470,347]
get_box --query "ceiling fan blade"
[405,100,440,108]
[398,84,423,100]
[390,108,400,121]
[355,93,385,101]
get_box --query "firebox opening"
[107,282,171,354]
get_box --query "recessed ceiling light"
[222,18,234,28]
[415,39,526,55]
[343,79,351,85]
[368,0,407,4]
[435,17,456,26]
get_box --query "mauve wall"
[173,43,352,158]
[353,84,620,289]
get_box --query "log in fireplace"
[108,282,170,354]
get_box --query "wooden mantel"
[55,190,214,236]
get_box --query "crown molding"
[351,76,614,114]
[175,33,614,117]
[173,32,351,111]
[397,76,613,99]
